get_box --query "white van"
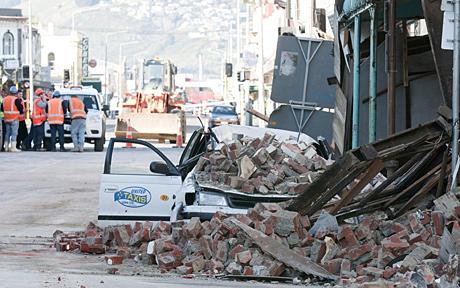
[44,86,107,151]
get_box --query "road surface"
[0,116,304,287]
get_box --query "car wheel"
[94,137,105,152]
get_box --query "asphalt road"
[0,116,305,288]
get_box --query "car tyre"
[94,137,105,152]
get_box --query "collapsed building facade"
[332,0,451,152]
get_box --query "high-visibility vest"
[3,95,19,123]
[31,98,47,126]
[69,97,86,119]
[18,98,26,121]
[48,98,64,125]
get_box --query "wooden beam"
[329,159,384,214]
[392,171,443,218]
[287,151,361,215]
[305,161,371,216]
[385,163,442,209]
[358,153,423,205]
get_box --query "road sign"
[89,59,97,68]
[4,59,19,70]
[442,11,454,50]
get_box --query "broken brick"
[185,217,202,239]
[325,258,343,275]
[382,267,397,279]
[268,261,285,276]
[105,255,123,265]
[225,262,242,275]
[363,267,384,278]
[243,266,254,276]
[241,183,255,194]
[338,226,359,249]
[431,211,444,236]
[236,250,252,264]
[176,265,193,275]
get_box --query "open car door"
[177,127,218,179]
[98,138,182,225]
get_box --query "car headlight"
[198,191,228,206]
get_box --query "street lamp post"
[104,31,127,105]
[118,41,139,97]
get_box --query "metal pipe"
[369,6,377,143]
[452,0,460,191]
[387,0,396,136]
[352,14,361,148]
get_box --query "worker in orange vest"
[0,86,23,152]
[0,90,4,151]
[22,88,47,151]
[15,90,28,150]
[69,95,88,152]
[48,91,68,152]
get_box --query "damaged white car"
[98,125,329,226]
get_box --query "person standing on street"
[48,91,67,152]
[15,91,28,149]
[69,95,87,152]
[0,86,23,152]
[22,89,47,151]
[0,91,3,152]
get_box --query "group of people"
[0,85,88,152]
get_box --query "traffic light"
[63,69,70,82]
[22,65,30,79]
[237,71,244,82]
[237,71,249,82]
[225,63,233,77]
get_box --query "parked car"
[44,86,107,152]
[206,105,239,127]
[98,125,317,226]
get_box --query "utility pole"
[27,0,34,110]
[452,0,460,190]
[236,0,242,115]
[104,41,108,105]
[104,31,126,105]
[257,0,265,127]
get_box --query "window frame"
[2,31,14,56]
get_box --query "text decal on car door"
[114,186,152,208]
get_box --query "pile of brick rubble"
[54,194,460,286]
[194,132,331,195]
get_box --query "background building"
[40,23,83,84]
[0,8,40,83]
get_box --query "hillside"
[9,0,237,78]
